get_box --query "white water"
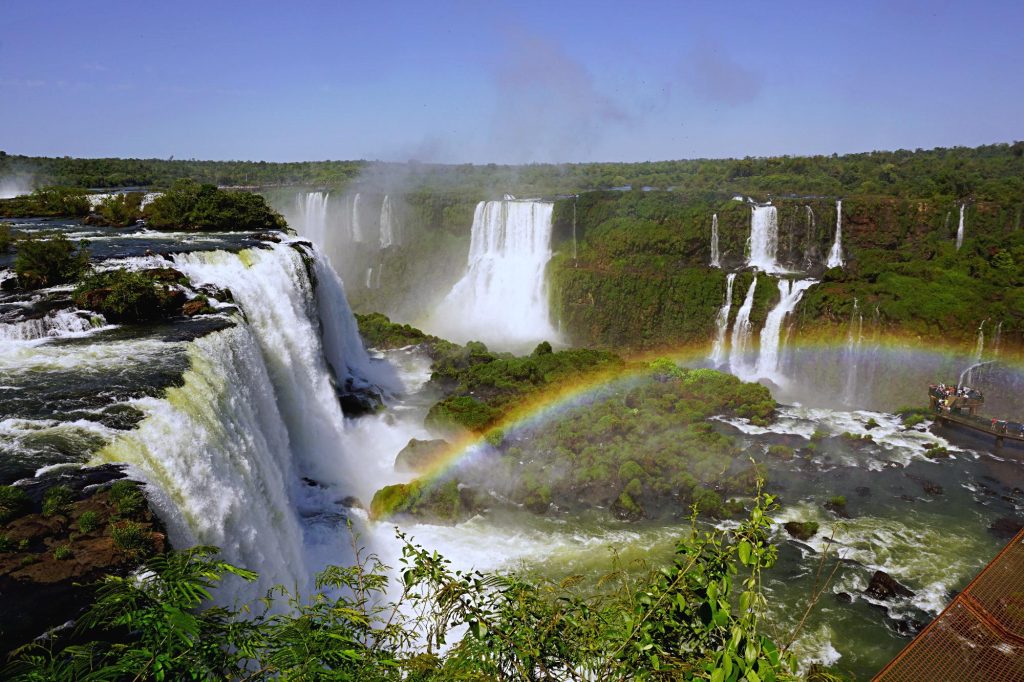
[729,276,758,378]
[826,200,844,268]
[709,273,735,366]
[754,279,816,383]
[430,200,559,351]
[352,193,364,243]
[747,205,781,272]
[379,195,396,249]
[709,213,721,268]
[955,203,965,250]
[0,309,108,345]
[297,191,330,246]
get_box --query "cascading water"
[747,205,780,272]
[431,200,559,351]
[296,191,330,246]
[729,276,758,378]
[709,273,735,366]
[826,200,844,268]
[0,309,106,344]
[956,203,965,250]
[710,214,721,268]
[754,278,816,383]
[964,320,986,384]
[379,195,395,249]
[352,193,364,243]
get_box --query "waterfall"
[352,193,364,243]
[754,278,816,383]
[296,192,330,246]
[747,205,780,272]
[709,273,736,366]
[710,214,721,268]
[0,309,106,344]
[842,299,864,406]
[379,195,395,249]
[431,200,559,350]
[956,203,965,250]
[965,320,986,384]
[729,276,758,378]
[365,267,373,289]
[992,321,1003,358]
[826,200,844,268]
[572,196,578,263]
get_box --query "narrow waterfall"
[710,214,721,268]
[296,191,330,246]
[992,321,1003,358]
[379,195,396,249]
[747,205,780,272]
[572,196,578,263]
[826,200,844,268]
[431,200,559,350]
[965,321,986,384]
[754,278,816,383]
[365,267,373,289]
[729,276,758,378]
[709,273,736,365]
[842,299,863,406]
[352,193,364,243]
[956,203,965,250]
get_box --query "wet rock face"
[864,570,915,601]
[394,438,450,473]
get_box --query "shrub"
[42,486,73,517]
[0,485,31,523]
[78,510,101,534]
[53,544,73,561]
[144,179,287,232]
[0,534,15,552]
[96,192,144,227]
[0,222,12,252]
[111,520,152,555]
[73,269,184,322]
[108,480,145,516]
[13,234,90,289]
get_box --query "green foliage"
[42,486,73,517]
[111,520,152,556]
[73,268,186,322]
[13,234,90,289]
[0,222,12,252]
[95,192,144,226]
[355,312,433,349]
[52,545,73,561]
[0,485,31,524]
[77,510,101,534]
[0,187,90,218]
[6,490,799,681]
[0,534,15,553]
[144,179,287,231]
[107,480,145,516]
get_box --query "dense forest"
[2,142,1022,202]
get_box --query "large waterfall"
[709,214,721,268]
[97,242,380,601]
[754,279,816,383]
[956,203,965,250]
[747,205,780,272]
[297,191,330,247]
[709,273,735,366]
[430,200,559,351]
[729,276,758,378]
[826,200,844,268]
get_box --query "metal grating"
[874,528,1024,681]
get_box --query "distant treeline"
[1,141,1023,201]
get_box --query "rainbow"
[393,332,1024,497]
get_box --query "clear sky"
[1,1,1021,163]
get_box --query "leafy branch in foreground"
[5,487,800,681]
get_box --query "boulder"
[784,520,820,541]
[864,570,914,601]
[395,439,450,473]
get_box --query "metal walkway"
[873,527,1024,681]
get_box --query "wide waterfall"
[709,214,721,268]
[747,205,780,272]
[754,279,816,383]
[956,203,965,250]
[98,242,381,601]
[709,273,735,366]
[430,200,559,351]
[729,276,758,378]
[826,200,844,268]
[297,191,330,247]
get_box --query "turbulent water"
[430,199,559,351]
[754,278,816,383]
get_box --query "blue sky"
[1,1,1021,163]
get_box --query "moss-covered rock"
[783,520,820,541]
[369,478,482,525]
[394,438,450,473]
